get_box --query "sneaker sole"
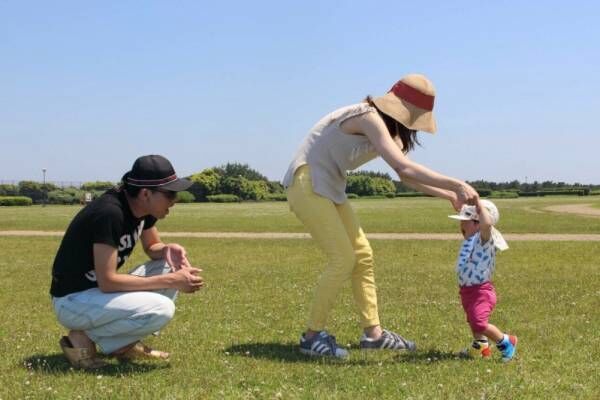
[299,348,348,359]
[360,344,417,352]
[360,348,417,353]
[458,349,492,359]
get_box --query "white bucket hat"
[448,200,508,251]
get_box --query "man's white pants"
[52,260,177,354]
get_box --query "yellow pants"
[286,165,380,331]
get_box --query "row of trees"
[0,164,287,205]
[347,171,396,196]
[187,163,284,202]
[0,181,116,205]
[348,172,600,197]
[2,164,599,205]
[466,179,599,192]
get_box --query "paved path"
[1,230,600,241]
[544,203,600,217]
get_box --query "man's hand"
[172,267,204,293]
[163,243,192,271]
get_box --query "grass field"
[1,196,600,233]
[0,198,599,399]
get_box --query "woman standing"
[283,74,479,358]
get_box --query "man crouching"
[50,155,203,369]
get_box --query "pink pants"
[459,282,497,333]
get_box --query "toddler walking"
[449,199,517,362]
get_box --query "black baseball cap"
[125,155,192,192]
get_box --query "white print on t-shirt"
[85,220,146,282]
[85,270,97,282]
[116,220,145,263]
[118,220,145,251]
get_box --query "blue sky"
[1,1,598,184]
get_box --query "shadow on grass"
[225,342,463,365]
[226,342,332,364]
[393,349,461,364]
[23,353,169,375]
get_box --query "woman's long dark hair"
[365,96,420,154]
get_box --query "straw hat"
[372,74,437,134]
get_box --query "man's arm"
[93,243,203,293]
[141,226,167,260]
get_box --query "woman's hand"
[448,192,462,211]
[455,183,479,207]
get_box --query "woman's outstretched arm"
[342,111,479,207]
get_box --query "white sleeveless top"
[282,103,379,204]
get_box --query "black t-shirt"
[50,189,157,297]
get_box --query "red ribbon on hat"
[389,81,434,111]
[127,174,178,187]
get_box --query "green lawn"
[1,235,598,399]
[1,196,600,233]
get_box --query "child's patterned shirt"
[455,231,496,287]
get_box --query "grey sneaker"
[299,331,349,359]
[360,329,417,351]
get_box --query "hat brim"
[448,215,473,221]
[160,177,193,192]
[372,93,437,134]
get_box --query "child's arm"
[477,199,493,244]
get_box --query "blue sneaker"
[497,334,518,362]
[299,331,349,359]
[359,329,417,351]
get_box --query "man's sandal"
[115,342,170,362]
[59,336,108,369]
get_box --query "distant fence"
[0,180,87,188]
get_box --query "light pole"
[42,168,47,207]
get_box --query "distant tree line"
[346,172,600,197]
[0,181,115,205]
[1,165,599,206]
[0,163,286,205]
[464,180,600,197]
[187,163,284,202]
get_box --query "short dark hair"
[365,96,420,154]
